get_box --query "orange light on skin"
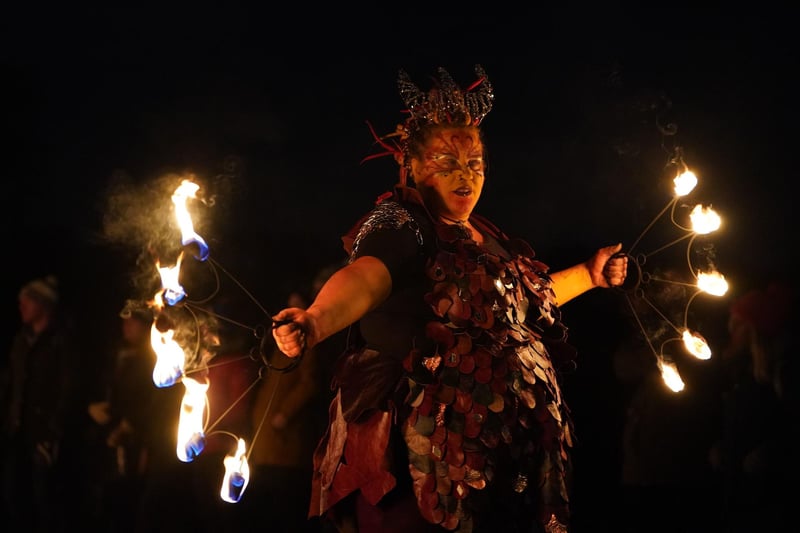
[176,376,209,462]
[220,438,250,503]
[658,358,685,392]
[682,329,712,360]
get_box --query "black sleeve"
[353,224,423,287]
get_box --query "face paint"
[411,127,485,221]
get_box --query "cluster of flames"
[627,166,728,392]
[148,179,249,503]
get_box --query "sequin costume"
[308,186,576,532]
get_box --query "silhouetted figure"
[710,280,798,532]
[130,362,192,532]
[1,275,80,532]
[244,286,334,533]
[612,268,723,532]
[87,300,161,532]
[184,323,261,533]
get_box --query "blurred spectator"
[612,268,723,532]
[243,289,328,533]
[131,303,216,532]
[130,377,191,532]
[86,299,160,532]
[182,317,261,533]
[242,263,345,533]
[1,275,80,531]
[709,280,798,531]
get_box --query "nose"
[456,163,475,180]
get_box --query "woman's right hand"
[270,256,392,358]
[271,307,314,357]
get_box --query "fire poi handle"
[604,251,638,291]
[258,319,305,372]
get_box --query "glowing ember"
[176,376,209,462]
[689,204,721,235]
[673,170,697,197]
[697,271,729,296]
[682,329,711,360]
[220,438,250,503]
[658,359,685,392]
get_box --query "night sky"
[2,6,795,528]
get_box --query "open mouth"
[454,188,472,197]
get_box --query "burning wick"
[173,179,209,261]
[220,438,250,503]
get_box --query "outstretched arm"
[272,256,392,357]
[549,243,627,306]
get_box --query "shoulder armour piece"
[349,201,423,263]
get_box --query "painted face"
[410,127,485,221]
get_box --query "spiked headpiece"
[398,64,494,131]
[363,65,494,186]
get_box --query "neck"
[439,214,468,225]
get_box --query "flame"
[172,179,209,261]
[150,323,186,388]
[658,358,685,392]
[220,438,250,503]
[155,255,187,307]
[176,376,209,462]
[150,255,188,387]
[673,169,697,197]
[689,204,721,235]
[682,329,712,360]
[697,271,729,296]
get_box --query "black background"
[2,5,795,529]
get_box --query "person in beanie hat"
[17,275,60,327]
[2,274,79,531]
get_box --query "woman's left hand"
[589,243,628,288]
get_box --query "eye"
[431,154,459,170]
[468,158,484,172]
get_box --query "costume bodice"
[341,189,576,529]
